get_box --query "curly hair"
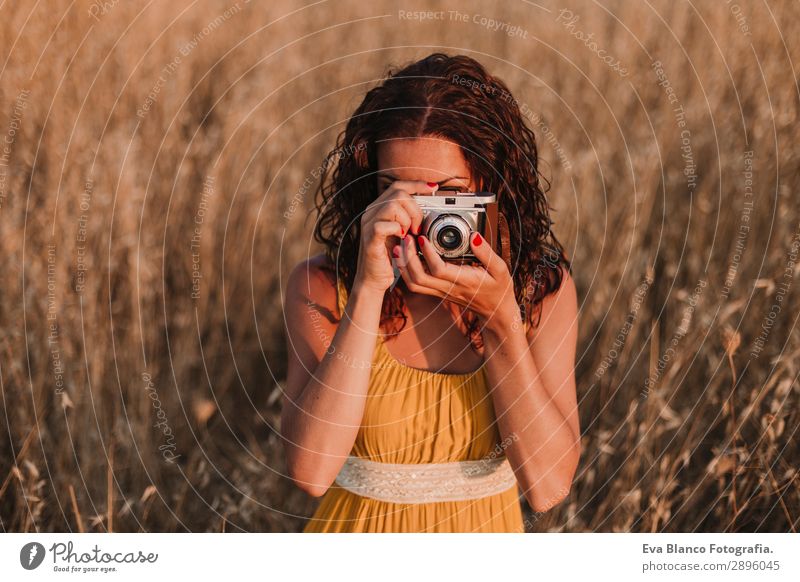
[312,52,571,348]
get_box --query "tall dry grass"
[0,0,797,532]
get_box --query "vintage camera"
[411,192,499,264]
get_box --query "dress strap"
[335,276,348,318]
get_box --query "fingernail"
[427,182,438,188]
[392,246,400,258]
[400,228,405,237]
[472,233,482,246]
[418,236,425,248]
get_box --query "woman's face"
[375,136,479,193]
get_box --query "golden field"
[0,0,797,532]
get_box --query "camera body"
[411,192,499,264]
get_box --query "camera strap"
[484,200,511,269]
[497,212,512,269]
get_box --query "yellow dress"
[303,278,524,533]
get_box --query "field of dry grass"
[0,0,797,532]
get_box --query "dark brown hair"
[312,52,571,347]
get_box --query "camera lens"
[438,225,462,250]
[429,215,471,258]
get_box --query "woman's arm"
[280,256,385,496]
[281,180,432,496]
[394,231,580,512]
[481,271,581,513]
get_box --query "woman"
[281,53,580,533]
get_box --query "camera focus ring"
[428,215,471,258]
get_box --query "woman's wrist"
[480,296,523,336]
[345,277,387,329]
[351,275,390,300]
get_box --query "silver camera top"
[411,192,496,207]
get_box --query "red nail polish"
[472,233,482,246]
[400,228,405,237]
[419,236,425,248]
[426,182,438,188]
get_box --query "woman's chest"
[352,368,502,463]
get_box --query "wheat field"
[0,0,797,532]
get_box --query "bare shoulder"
[283,254,342,397]
[549,268,578,309]
[526,267,578,342]
[285,253,340,321]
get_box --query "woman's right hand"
[354,180,438,293]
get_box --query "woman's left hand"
[393,231,520,330]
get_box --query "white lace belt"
[334,455,518,504]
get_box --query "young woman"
[281,53,580,533]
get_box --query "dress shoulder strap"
[335,276,347,318]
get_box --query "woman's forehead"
[376,137,471,181]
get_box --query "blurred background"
[0,0,797,532]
